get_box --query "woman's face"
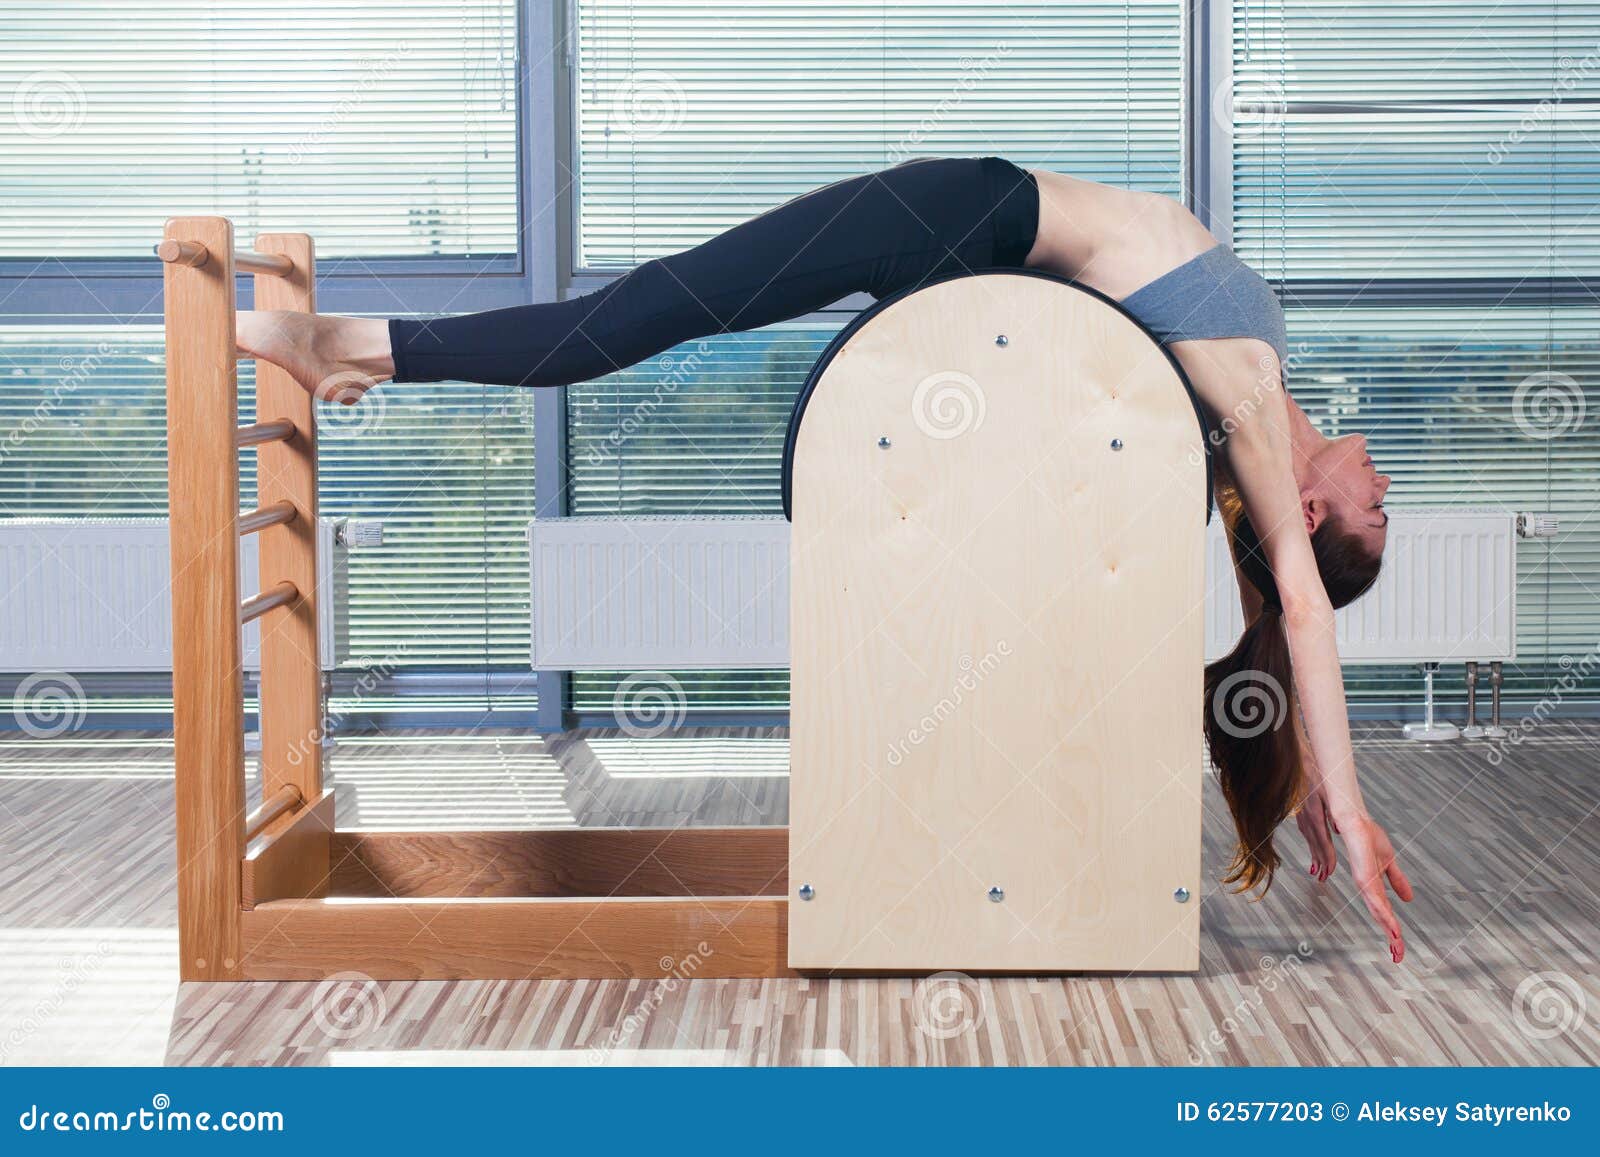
[1309,432,1391,557]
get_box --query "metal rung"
[236,419,295,448]
[240,580,299,624]
[238,501,297,536]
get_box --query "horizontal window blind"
[1231,1,1600,278]
[575,0,1183,268]
[1233,0,1600,707]
[1283,306,1600,704]
[0,326,536,674]
[565,325,833,710]
[0,1,518,260]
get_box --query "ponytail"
[1204,604,1301,894]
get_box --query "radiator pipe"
[1461,662,1485,739]
[1484,661,1509,738]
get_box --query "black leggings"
[387,155,1040,387]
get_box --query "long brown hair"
[1204,485,1381,895]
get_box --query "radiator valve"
[1516,513,1559,539]
[336,519,385,548]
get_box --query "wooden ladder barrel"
[785,269,1210,972]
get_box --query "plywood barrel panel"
[787,271,1207,972]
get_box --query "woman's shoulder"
[1166,337,1289,447]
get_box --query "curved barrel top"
[780,266,1213,522]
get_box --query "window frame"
[0,0,550,323]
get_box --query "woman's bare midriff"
[1019,168,1287,470]
[1021,168,1220,301]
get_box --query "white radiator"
[529,509,1517,671]
[1203,509,1517,663]
[528,516,789,670]
[0,518,351,673]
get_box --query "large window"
[0,2,528,721]
[1227,1,1600,704]
[0,0,519,260]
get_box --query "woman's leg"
[388,156,1027,387]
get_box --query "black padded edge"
[780,266,1215,524]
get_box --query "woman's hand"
[1296,787,1338,882]
[1335,812,1414,963]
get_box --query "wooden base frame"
[239,805,792,980]
[164,217,1207,981]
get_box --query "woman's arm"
[1224,393,1412,962]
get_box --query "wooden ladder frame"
[162,217,790,981]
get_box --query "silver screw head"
[1110,438,1124,451]
[1174,886,1190,903]
[987,886,1005,903]
[995,334,1009,347]
[877,436,891,449]
[798,883,815,901]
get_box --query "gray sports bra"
[1119,243,1288,366]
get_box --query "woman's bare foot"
[236,311,395,405]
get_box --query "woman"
[238,155,1413,962]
